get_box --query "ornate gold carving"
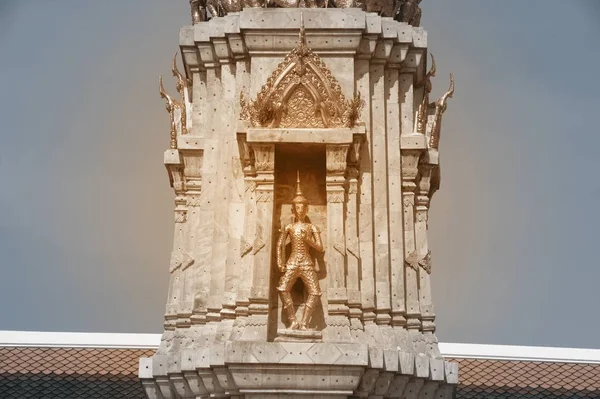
[429,73,455,149]
[416,53,436,135]
[240,16,363,129]
[159,76,178,149]
[277,173,323,331]
[159,53,190,149]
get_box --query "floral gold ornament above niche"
[240,16,364,129]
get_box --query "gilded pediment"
[240,20,363,129]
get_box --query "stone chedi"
[140,5,456,398]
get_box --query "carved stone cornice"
[164,149,185,194]
[236,132,256,176]
[326,144,350,175]
[251,144,275,174]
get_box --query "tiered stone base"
[140,341,457,398]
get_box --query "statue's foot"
[289,320,300,330]
[299,324,312,331]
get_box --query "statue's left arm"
[306,225,324,253]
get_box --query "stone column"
[386,68,407,329]
[232,133,256,341]
[324,143,352,341]
[370,61,392,326]
[207,63,235,322]
[399,66,422,338]
[174,152,203,329]
[355,57,376,326]
[346,136,363,334]
[208,59,237,325]
[225,60,251,323]
[190,44,221,325]
[164,149,188,330]
[240,144,275,340]
[415,164,436,336]
[401,149,421,334]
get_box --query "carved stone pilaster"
[235,132,257,318]
[346,134,365,332]
[415,163,436,335]
[401,148,422,332]
[241,143,275,341]
[324,143,352,341]
[164,150,192,329]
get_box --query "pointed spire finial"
[299,12,306,47]
[292,170,308,204]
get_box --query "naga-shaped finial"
[159,75,178,149]
[429,73,455,149]
[172,52,191,94]
[159,52,190,149]
[298,12,309,54]
[171,52,189,135]
[415,53,436,134]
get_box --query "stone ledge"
[246,127,363,144]
[225,341,369,366]
[176,135,205,150]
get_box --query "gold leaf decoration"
[240,18,363,129]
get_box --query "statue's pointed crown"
[292,170,308,204]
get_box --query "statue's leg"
[300,294,320,330]
[278,268,299,329]
[299,268,322,330]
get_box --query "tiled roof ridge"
[2,330,600,364]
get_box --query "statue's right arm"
[276,225,289,272]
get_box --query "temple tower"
[140,3,457,398]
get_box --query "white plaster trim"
[439,342,600,364]
[0,330,161,349]
[1,331,600,364]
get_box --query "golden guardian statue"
[276,172,323,331]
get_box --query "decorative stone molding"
[419,250,432,274]
[239,18,363,129]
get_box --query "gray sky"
[1,1,599,349]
